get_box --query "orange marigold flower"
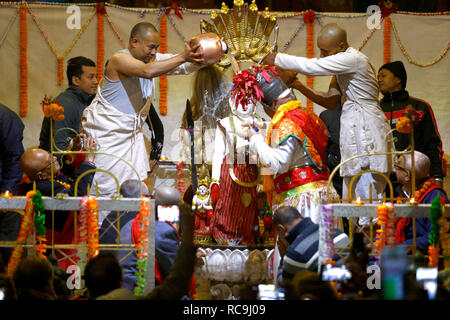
[396,116,412,134]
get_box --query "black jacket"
[380,89,446,179]
[39,86,94,153]
[0,104,25,195]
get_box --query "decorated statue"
[192,178,214,237]
[209,76,267,245]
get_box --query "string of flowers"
[281,19,305,54]
[134,196,151,296]
[32,190,47,259]
[304,10,315,111]
[0,8,18,49]
[176,160,186,196]
[383,16,391,64]
[104,8,126,48]
[19,4,27,117]
[159,15,168,115]
[428,196,442,267]
[357,25,378,51]
[25,2,97,85]
[391,18,449,67]
[7,190,36,276]
[96,3,105,83]
[375,203,396,260]
[320,204,335,266]
[439,205,450,268]
[165,10,187,43]
[78,196,99,259]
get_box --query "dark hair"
[273,206,302,227]
[120,179,149,198]
[84,252,123,299]
[13,256,54,293]
[129,22,158,42]
[66,56,96,86]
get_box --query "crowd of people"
[0,20,449,301]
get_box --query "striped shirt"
[279,218,349,283]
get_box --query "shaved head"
[129,22,158,42]
[317,23,349,57]
[318,23,348,46]
[398,151,430,182]
[20,148,59,180]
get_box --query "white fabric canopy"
[0,3,448,161]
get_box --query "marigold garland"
[396,116,411,134]
[176,161,186,196]
[96,3,105,83]
[78,196,99,259]
[7,190,36,276]
[134,197,151,296]
[159,16,168,115]
[304,10,315,112]
[26,3,96,85]
[375,203,395,257]
[19,4,27,117]
[428,196,442,267]
[383,16,391,64]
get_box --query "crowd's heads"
[84,252,123,299]
[317,23,348,58]
[120,179,150,198]
[20,148,60,180]
[67,56,97,95]
[154,186,182,207]
[13,256,56,300]
[129,22,159,63]
[286,270,339,300]
[395,151,431,187]
[378,60,407,93]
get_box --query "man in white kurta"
[264,23,393,225]
[81,22,204,209]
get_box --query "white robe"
[82,52,199,199]
[275,48,393,177]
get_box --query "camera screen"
[157,205,179,223]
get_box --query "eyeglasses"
[34,152,54,174]
[394,164,410,172]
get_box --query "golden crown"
[200,0,278,68]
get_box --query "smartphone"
[380,246,409,300]
[157,205,180,223]
[321,265,352,282]
[257,284,285,300]
[416,267,438,300]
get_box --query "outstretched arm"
[107,40,203,80]
[291,76,341,110]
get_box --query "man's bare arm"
[291,76,341,110]
[107,41,203,80]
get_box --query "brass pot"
[190,32,227,65]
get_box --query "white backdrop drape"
[0,3,448,161]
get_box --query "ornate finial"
[234,0,244,6]
[211,10,218,19]
[249,0,258,11]
[220,2,230,14]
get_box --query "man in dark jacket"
[39,56,97,177]
[273,206,349,285]
[378,61,446,187]
[0,104,25,264]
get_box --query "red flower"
[95,3,106,15]
[303,10,315,24]
[263,215,272,232]
[165,1,183,19]
[378,0,398,18]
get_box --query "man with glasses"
[18,136,97,268]
[394,151,448,254]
